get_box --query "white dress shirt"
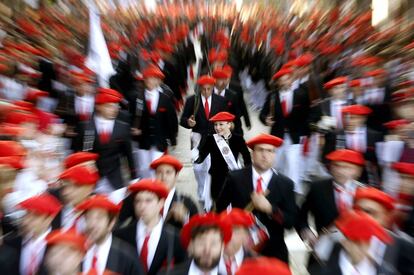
[214,87,226,97]
[188,260,219,275]
[20,229,50,275]
[145,87,160,114]
[75,94,94,115]
[218,248,244,274]
[346,127,367,152]
[94,116,115,135]
[83,234,113,274]
[333,180,358,210]
[330,99,346,128]
[339,250,376,275]
[252,167,274,192]
[136,218,163,269]
[201,96,212,114]
[163,188,176,219]
[279,88,294,115]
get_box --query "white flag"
[85,0,115,87]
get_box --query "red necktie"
[146,100,152,114]
[140,234,150,272]
[225,257,234,275]
[99,130,110,144]
[256,176,263,193]
[27,251,38,275]
[281,98,288,117]
[334,186,347,213]
[204,98,210,118]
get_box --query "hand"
[250,192,272,214]
[168,202,189,223]
[65,127,77,137]
[301,228,318,248]
[131,128,142,136]
[188,115,196,128]
[265,116,275,127]
[247,126,252,131]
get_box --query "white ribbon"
[213,134,240,171]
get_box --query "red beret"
[295,53,314,67]
[0,156,25,169]
[222,65,233,76]
[220,208,255,228]
[208,49,228,63]
[4,111,38,125]
[0,141,26,157]
[212,69,230,79]
[365,69,386,77]
[236,257,292,275]
[154,40,174,53]
[341,105,372,116]
[25,89,49,101]
[383,119,410,130]
[391,89,414,103]
[142,65,165,79]
[13,100,34,110]
[95,88,123,105]
[18,193,62,217]
[324,77,348,90]
[246,134,283,149]
[335,210,392,244]
[150,154,183,172]
[58,165,99,186]
[181,213,232,249]
[128,178,169,199]
[64,152,99,169]
[354,187,395,211]
[209,111,235,122]
[46,229,88,253]
[349,79,362,88]
[76,195,121,214]
[272,68,292,80]
[392,162,414,176]
[326,149,365,166]
[197,75,216,86]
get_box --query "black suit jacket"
[259,87,311,144]
[220,89,244,135]
[216,166,297,263]
[74,118,136,189]
[114,222,186,275]
[296,178,339,234]
[136,92,178,151]
[180,94,228,136]
[159,260,225,275]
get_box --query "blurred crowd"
[1,0,414,274]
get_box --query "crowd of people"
[1,1,414,274]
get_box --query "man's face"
[96,103,119,120]
[278,75,292,89]
[330,84,347,99]
[144,77,161,91]
[189,229,223,271]
[394,102,414,122]
[215,78,227,91]
[200,85,214,98]
[330,161,363,184]
[134,191,164,224]
[224,227,249,256]
[398,174,414,196]
[61,181,94,206]
[155,164,177,190]
[251,144,276,172]
[45,244,84,275]
[84,208,115,244]
[20,211,53,237]
[355,199,391,228]
[344,114,367,131]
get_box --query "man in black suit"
[3,193,62,275]
[259,68,312,194]
[322,105,383,187]
[132,65,178,178]
[218,208,257,274]
[114,179,186,275]
[165,213,231,275]
[180,75,227,203]
[353,187,414,274]
[212,68,244,135]
[76,195,145,275]
[217,134,297,263]
[296,149,365,264]
[74,88,136,192]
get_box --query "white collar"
[339,250,376,275]
[189,260,219,275]
[214,87,225,97]
[83,234,113,274]
[136,217,164,268]
[23,228,51,245]
[252,166,274,191]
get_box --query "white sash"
[213,134,241,171]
